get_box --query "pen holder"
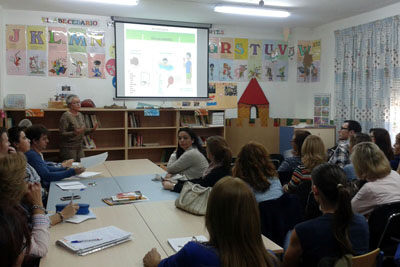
[56,203,90,215]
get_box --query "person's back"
[143,177,278,267]
[284,164,369,267]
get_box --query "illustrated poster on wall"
[297,40,321,83]
[27,50,47,76]
[314,94,330,126]
[87,30,105,54]
[68,28,87,53]
[88,54,105,78]
[6,25,27,75]
[48,27,67,77]
[68,53,88,78]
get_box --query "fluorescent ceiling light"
[222,0,292,7]
[83,0,139,6]
[214,5,290,17]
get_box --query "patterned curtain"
[334,16,400,140]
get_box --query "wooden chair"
[352,248,382,267]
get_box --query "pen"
[71,238,103,243]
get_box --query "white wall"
[3,4,400,119]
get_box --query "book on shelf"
[56,225,132,256]
[142,143,160,147]
[84,114,102,128]
[83,136,96,149]
[128,133,143,147]
[210,112,224,126]
[128,113,141,127]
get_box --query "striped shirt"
[287,164,311,193]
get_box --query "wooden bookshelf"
[4,108,225,163]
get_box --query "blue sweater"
[25,149,76,189]
[159,242,220,267]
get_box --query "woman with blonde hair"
[233,142,283,202]
[144,177,279,267]
[0,153,50,258]
[162,135,232,192]
[284,135,326,193]
[351,142,400,216]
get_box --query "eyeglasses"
[71,102,81,105]
[340,127,348,130]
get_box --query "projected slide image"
[124,24,198,97]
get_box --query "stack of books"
[83,135,96,149]
[84,114,102,128]
[128,112,141,127]
[102,191,148,206]
[210,112,224,126]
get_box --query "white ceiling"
[0,0,399,29]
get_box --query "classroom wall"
[1,4,399,119]
[311,1,400,120]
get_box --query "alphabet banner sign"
[5,24,106,79]
[209,37,289,82]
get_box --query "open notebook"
[168,235,208,252]
[56,226,132,256]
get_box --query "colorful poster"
[27,26,47,51]
[209,58,219,82]
[297,40,321,82]
[68,28,87,53]
[68,53,88,78]
[88,54,106,78]
[48,27,67,52]
[219,59,234,81]
[208,37,219,59]
[248,39,262,61]
[219,38,234,60]
[233,60,248,82]
[6,50,27,75]
[27,50,47,76]
[234,38,248,60]
[314,94,330,126]
[48,51,68,77]
[87,30,105,54]
[6,25,26,50]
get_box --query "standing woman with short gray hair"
[59,94,97,161]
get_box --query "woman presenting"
[59,94,97,161]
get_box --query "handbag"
[175,182,211,216]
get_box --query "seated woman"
[0,153,50,258]
[25,125,85,189]
[233,142,283,203]
[278,130,311,173]
[143,177,279,267]
[8,126,79,225]
[351,142,400,216]
[343,133,371,182]
[369,128,395,167]
[0,206,31,267]
[283,163,369,267]
[283,135,326,193]
[0,127,16,154]
[162,135,232,193]
[393,133,400,172]
[165,128,209,180]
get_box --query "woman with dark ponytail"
[163,136,232,193]
[283,163,369,267]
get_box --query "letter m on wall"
[69,33,87,46]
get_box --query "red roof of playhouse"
[238,78,269,105]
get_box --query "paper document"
[56,181,87,190]
[76,172,102,178]
[168,235,208,252]
[65,209,96,224]
[56,225,132,255]
[80,152,108,169]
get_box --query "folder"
[56,225,132,256]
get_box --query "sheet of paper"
[168,235,208,252]
[80,152,108,169]
[56,181,87,190]
[65,209,96,224]
[76,172,101,178]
